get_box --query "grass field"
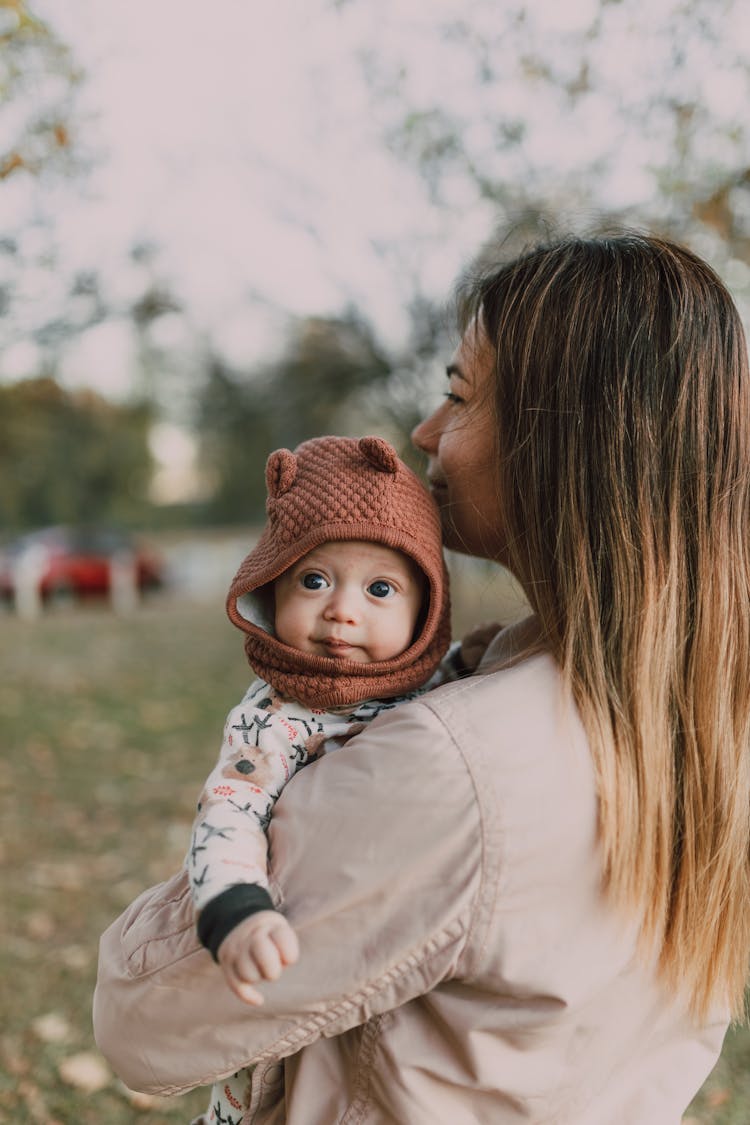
[0,587,748,1123]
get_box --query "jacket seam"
[197,914,467,1086]
[341,1015,382,1125]
[124,921,198,977]
[123,879,285,978]
[419,686,502,979]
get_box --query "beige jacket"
[93,620,727,1124]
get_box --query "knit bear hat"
[226,435,451,708]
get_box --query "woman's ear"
[266,449,297,498]
[359,435,399,474]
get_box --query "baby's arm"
[432,621,504,684]
[457,620,504,672]
[188,686,311,1002]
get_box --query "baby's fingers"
[249,929,286,981]
[220,951,266,1006]
[216,911,300,1006]
[231,979,265,1006]
[272,918,300,967]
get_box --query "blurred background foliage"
[0,378,152,528]
[197,311,392,523]
[0,0,83,182]
[1,0,750,532]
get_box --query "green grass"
[0,589,747,1122]
[0,597,248,1123]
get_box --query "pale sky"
[9,0,750,380]
[4,0,750,497]
[10,0,497,380]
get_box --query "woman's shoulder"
[358,617,574,766]
[417,621,595,819]
[429,646,563,722]
[423,617,570,734]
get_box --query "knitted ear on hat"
[265,449,297,500]
[359,435,399,474]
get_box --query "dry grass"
[0,570,747,1122]
[0,596,245,1123]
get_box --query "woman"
[94,233,749,1123]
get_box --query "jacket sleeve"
[93,696,483,1096]
[188,699,310,912]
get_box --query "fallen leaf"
[31,860,85,891]
[2,1038,29,1076]
[58,1051,111,1093]
[707,1087,732,1107]
[31,1012,73,1044]
[25,910,55,941]
[18,1079,48,1122]
[59,944,91,971]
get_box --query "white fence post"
[110,549,138,615]
[13,545,46,620]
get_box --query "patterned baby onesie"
[187,678,426,1125]
[188,678,420,915]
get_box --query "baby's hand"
[459,621,504,673]
[217,910,300,1007]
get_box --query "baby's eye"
[302,572,328,590]
[368,579,394,599]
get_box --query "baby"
[188,435,457,1124]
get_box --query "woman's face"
[411,320,506,561]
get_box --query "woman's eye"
[368,580,394,599]
[302,572,328,590]
[444,391,464,405]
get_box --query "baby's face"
[274,540,424,664]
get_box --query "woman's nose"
[411,412,439,454]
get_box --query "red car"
[0,526,164,606]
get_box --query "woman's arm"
[93,696,482,1096]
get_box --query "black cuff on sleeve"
[197,883,276,962]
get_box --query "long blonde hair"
[468,233,750,1021]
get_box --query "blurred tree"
[0,378,154,529]
[195,359,274,525]
[196,311,392,523]
[339,0,750,458]
[340,291,460,471]
[128,244,187,411]
[0,0,84,181]
[269,310,391,449]
[365,0,750,253]
[0,0,102,377]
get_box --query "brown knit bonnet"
[226,435,451,708]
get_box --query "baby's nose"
[323,588,359,623]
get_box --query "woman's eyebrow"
[446,362,469,382]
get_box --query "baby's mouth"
[318,637,354,653]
